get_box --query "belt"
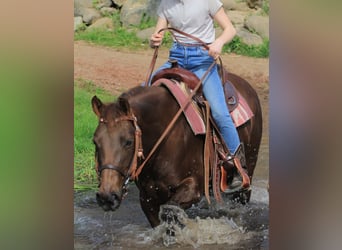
[174,41,211,47]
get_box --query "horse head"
[91,95,137,211]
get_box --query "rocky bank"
[74,0,269,46]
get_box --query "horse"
[91,68,262,228]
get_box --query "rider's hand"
[150,33,164,48]
[208,39,224,60]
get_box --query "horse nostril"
[96,191,122,211]
[96,192,104,204]
[111,192,119,202]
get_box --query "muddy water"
[75,135,268,249]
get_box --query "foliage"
[261,0,270,15]
[138,13,157,30]
[223,36,269,58]
[75,27,147,49]
[74,80,115,190]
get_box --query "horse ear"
[118,97,131,115]
[91,95,103,118]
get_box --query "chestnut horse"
[91,70,262,227]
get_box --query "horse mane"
[99,86,147,120]
[119,86,147,100]
[94,86,157,123]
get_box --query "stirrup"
[220,161,250,194]
[222,154,234,170]
[220,144,250,194]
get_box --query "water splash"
[145,204,249,248]
[74,185,269,249]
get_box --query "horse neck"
[130,86,180,143]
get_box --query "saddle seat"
[151,60,240,113]
[151,60,201,92]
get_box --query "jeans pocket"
[198,47,209,56]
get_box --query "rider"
[149,0,248,192]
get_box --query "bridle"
[95,113,145,189]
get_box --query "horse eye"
[124,139,133,148]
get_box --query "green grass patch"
[75,27,148,50]
[223,36,269,58]
[74,79,116,190]
[75,27,268,58]
[262,0,270,15]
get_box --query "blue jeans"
[152,42,240,154]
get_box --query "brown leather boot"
[222,143,250,194]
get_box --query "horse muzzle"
[96,191,122,211]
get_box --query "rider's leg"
[185,47,249,192]
[200,68,250,192]
[187,50,240,154]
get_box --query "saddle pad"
[231,93,254,127]
[153,78,206,135]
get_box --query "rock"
[74,0,94,16]
[245,15,269,39]
[82,8,101,25]
[96,0,113,8]
[234,2,252,11]
[246,0,263,9]
[237,29,263,45]
[74,16,84,31]
[221,0,238,10]
[227,10,247,26]
[113,0,127,7]
[120,0,160,27]
[100,7,117,16]
[88,17,114,31]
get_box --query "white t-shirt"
[157,0,223,43]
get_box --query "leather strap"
[134,61,217,180]
[143,47,159,86]
[98,164,126,177]
[203,100,212,204]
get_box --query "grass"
[262,0,270,15]
[75,27,269,58]
[223,36,269,58]
[74,79,116,190]
[75,27,147,50]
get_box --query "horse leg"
[155,176,200,245]
[139,192,162,228]
[169,176,202,208]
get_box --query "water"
[74,179,268,249]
